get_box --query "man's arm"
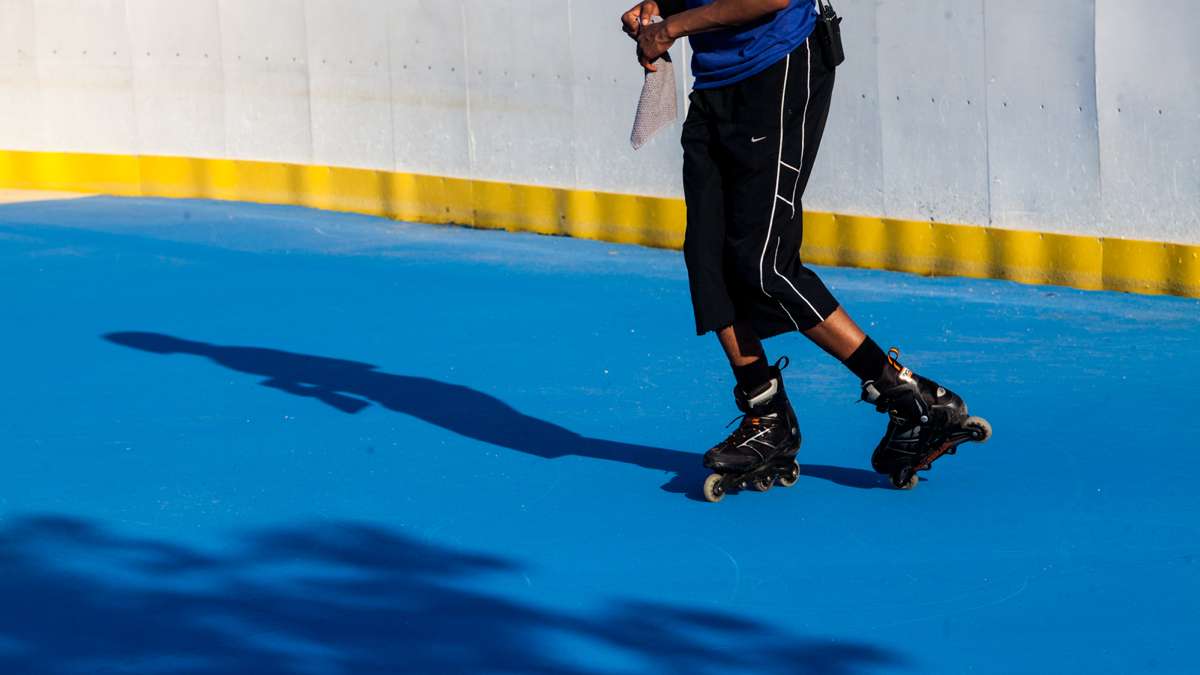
[666,0,790,38]
[621,2,687,40]
[635,0,790,70]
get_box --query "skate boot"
[701,358,802,503]
[862,349,992,489]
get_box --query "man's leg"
[710,38,888,385]
[802,307,891,384]
[717,320,775,396]
[717,320,763,366]
[703,316,801,481]
[696,38,985,488]
[719,307,888,386]
[802,307,862,359]
[683,91,800,481]
[680,85,782,404]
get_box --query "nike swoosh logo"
[751,136,767,143]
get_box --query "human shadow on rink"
[104,332,885,497]
[0,515,904,674]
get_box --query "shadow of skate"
[103,331,870,499]
[0,514,906,674]
[799,464,892,489]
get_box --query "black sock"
[843,337,889,383]
[732,357,772,394]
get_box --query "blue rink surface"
[2,195,1198,674]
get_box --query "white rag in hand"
[630,52,678,150]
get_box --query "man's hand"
[621,2,661,40]
[637,20,676,72]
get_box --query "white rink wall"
[0,0,1196,244]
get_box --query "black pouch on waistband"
[813,0,845,69]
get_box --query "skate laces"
[713,414,778,458]
[721,413,773,446]
[725,414,763,430]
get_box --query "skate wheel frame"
[777,461,800,488]
[965,416,992,442]
[751,475,774,492]
[702,459,800,503]
[888,415,992,491]
[702,474,725,503]
[890,469,919,490]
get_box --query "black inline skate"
[701,358,802,503]
[862,349,992,489]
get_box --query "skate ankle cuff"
[738,376,780,411]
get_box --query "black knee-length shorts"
[682,37,839,338]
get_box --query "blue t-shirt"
[685,0,817,89]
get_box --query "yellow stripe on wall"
[1,150,1197,298]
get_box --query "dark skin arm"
[621,0,791,71]
[620,1,687,38]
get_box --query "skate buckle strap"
[745,377,780,408]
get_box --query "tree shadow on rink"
[103,332,882,499]
[0,515,905,675]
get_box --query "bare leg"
[718,308,883,387]
[719,308,869,365]
[716,320,765,367]
[802,306,868,360]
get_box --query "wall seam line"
[1092,0,1106,280]
[461,3,476,185]
[384,3,398,180]
[120,0,142,173]
[301,2,315,165]
[980,0,993,227]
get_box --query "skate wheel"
[965,416,992,442]
[777,461,800,488]
[702,474,725,503]
[890,468,919,490]
[751,475,773,492]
